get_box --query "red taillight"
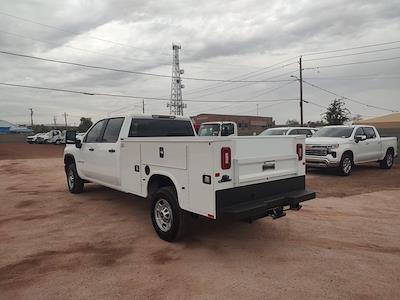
[221,147,231,169]
[296,144,303,161]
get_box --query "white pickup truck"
[198,121,238,136]
[306,125,398,176]
[64,115,315,241]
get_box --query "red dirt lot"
[0,144,400,299]
[0,143,64,160]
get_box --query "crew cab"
[64,115,315,241]
[306,125,398,176]
[260,127,317,137]
[198,121,238,136]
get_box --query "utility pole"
[167,43,186,116]
[29,108,34,128]
[299,56,304,126]
[142,99,145,114]
[63,112,68,130]
[256,104,259,116]
[53,116,57,126]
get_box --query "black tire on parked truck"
[66,163,84,193]
[338,152,353,176]
[379,149,394,169]
[150,186,187,242]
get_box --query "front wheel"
[380,149,394,169]
[338,153,353,176]
[150,186,187,242]
[66,163,84,193]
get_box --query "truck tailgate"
[232,136,303,185]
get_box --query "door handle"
[88,148,94,151]
[108,149,116,153]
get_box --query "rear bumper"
[216,176,315,220]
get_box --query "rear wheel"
[150,186,187,242]
[380,149,394,169]
[338,153,353,176]
[66,163,84,193]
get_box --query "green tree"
[324,99,350,125]
[286,119,300,126]
[78,117,93,132]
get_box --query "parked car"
[26,133,43,144]
[198,121,238,136]
[306,125,398,176]
[36,130,64,144]
[259,127,317,137]
[64,115,315,241]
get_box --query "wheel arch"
[147,173,181,205]
[64,154,76,172]
[342,150,354,162]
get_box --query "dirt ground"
[0,144,399,299]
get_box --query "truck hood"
[306,137,349,145]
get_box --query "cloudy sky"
[0,0,399,126]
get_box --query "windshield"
[198,124,221,136]
[260,128,288,136]
[314,127,354,138]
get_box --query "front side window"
[85,119,107,143]
[103,118,124,143]
[354,127,365,136]
[363,127,376,139]
[288,129,299,135]
[198,124,221,136]
[129,119,194,137]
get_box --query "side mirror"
[65,130,76,144]
[355,135,367,143]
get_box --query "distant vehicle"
[306,125,398,176]
[259,127,317,137]
[26,133,43,144]
[198,121,238,136]
[35,130,64,144]
[64,115,315,241]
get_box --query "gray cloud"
[0,0,399,125]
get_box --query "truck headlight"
[327,144,339,150]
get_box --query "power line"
[185,59,298,96]
[0,82,298,103]
[302,80,398,112]
[302,40,400,56]
[303,46,400,62]
[303,75,400,81]
[304,56,400,70]
[0,50,294,83]
[0,11,171,56]
[0,29,163,64]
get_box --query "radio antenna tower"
[167,43,186,115]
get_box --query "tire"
[66,163,84,193]
[150,186,187,242]
[338,153,353,176]
[380,149,394,169]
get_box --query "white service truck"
[64,115,315,241]
[306,125,398,176]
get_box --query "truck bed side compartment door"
[121,142,142,195]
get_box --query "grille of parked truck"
[306,125,398,176]
[64,115,315,241]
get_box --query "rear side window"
[103,118,124,143]
[363,127,376,139]
[128,119,194,137]
[85,119,107,143]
